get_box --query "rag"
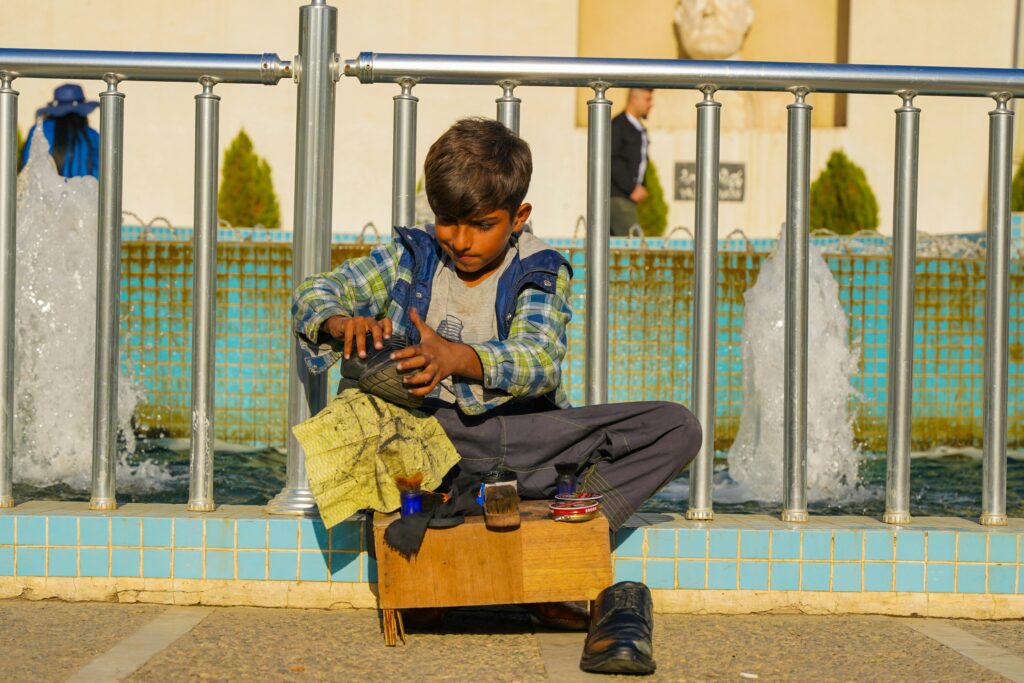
[292,388,461,529]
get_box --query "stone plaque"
[674,162,745,202]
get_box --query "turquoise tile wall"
[116,223,1024,450]
[609,521,1023,594]
[1,509,1021,597]
[238,551,267,580]
[0,511,369,583]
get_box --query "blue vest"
[389,226,571,344]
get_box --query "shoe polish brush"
[481,468,520,530]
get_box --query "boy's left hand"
[391,309,482,396]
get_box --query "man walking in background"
[610,88,653,236]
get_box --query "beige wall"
[576,0,844,129]
[844,0,1017,237]
[0,0,1017,239]
[2,0,584,238]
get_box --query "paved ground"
[1,599,1022,682]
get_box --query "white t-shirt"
[625,111,648,186]
[424,247,516,403]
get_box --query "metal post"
[0,75,17,509]
[391,78,417,232]
[781,88,811,523]
[89,76,125,511]
[686,87,720,522]
[883,93,920,525]
[187,78,220,512]
[268,0,337,515]
[584,84,611,406]
[981,95,1013,526]
[496,81,521,134]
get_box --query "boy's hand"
[324,315,393,359]
[391,309,483,397]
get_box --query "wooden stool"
[372,499,612,645]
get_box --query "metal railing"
[0,11,302,513]
[343,51,1017,526]
[0,1,1016,526]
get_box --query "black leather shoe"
[340,332,422,409]
[579,581,656,675]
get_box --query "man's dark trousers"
[428,400,702,530]
[610,111,646,237]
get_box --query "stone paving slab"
[127,606,547,683]
[2,599,1020,681]
[0,601,166,683]
[647,615,1006,682]
[954,619,1024,660]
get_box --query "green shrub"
[1011,154,1024,212]
[218,129,281,229]
[637,160,668,237]
[809,149,879,235]
[16,127,24,170]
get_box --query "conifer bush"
[809,149,879,235]
[637,160,668,237]
[218,129,281,229]
[1011,154,1024,212]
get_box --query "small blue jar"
[400,490,423,516]
[554,463,577,497]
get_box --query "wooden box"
[372,499,612,610]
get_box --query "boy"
[293,117,701,672]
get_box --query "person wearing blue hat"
[21,83,100,179]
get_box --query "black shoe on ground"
[579,581,656,675]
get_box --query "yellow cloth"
[292,388,461,529]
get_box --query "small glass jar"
[554,463,577,497]
[481,468,520,530]
[400,489,423,516]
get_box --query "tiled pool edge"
[2,504,1022,619]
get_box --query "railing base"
[781,509,808,523]
[882,511,911,525]
[685,508,714,521]
[88,497,117,511]
[979,512,1008,526]
[266,487,318,516]
[0,495,13,508]
[186,500,216,512]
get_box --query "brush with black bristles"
[482,468,521,530]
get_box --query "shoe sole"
[359,364,422,409]
[580,646,656,675]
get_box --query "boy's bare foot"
[525,601,590,631]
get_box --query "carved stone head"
[674,0,755,60]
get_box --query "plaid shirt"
[292,238,573,415]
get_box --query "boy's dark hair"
[424,117,532,221]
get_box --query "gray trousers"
[610,196,639,237]
[429,400,702,530]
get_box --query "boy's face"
[434,203,532,283]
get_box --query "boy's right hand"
[323,315,393,359]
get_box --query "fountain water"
[722,231,864,503]
[14,125,169,491]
